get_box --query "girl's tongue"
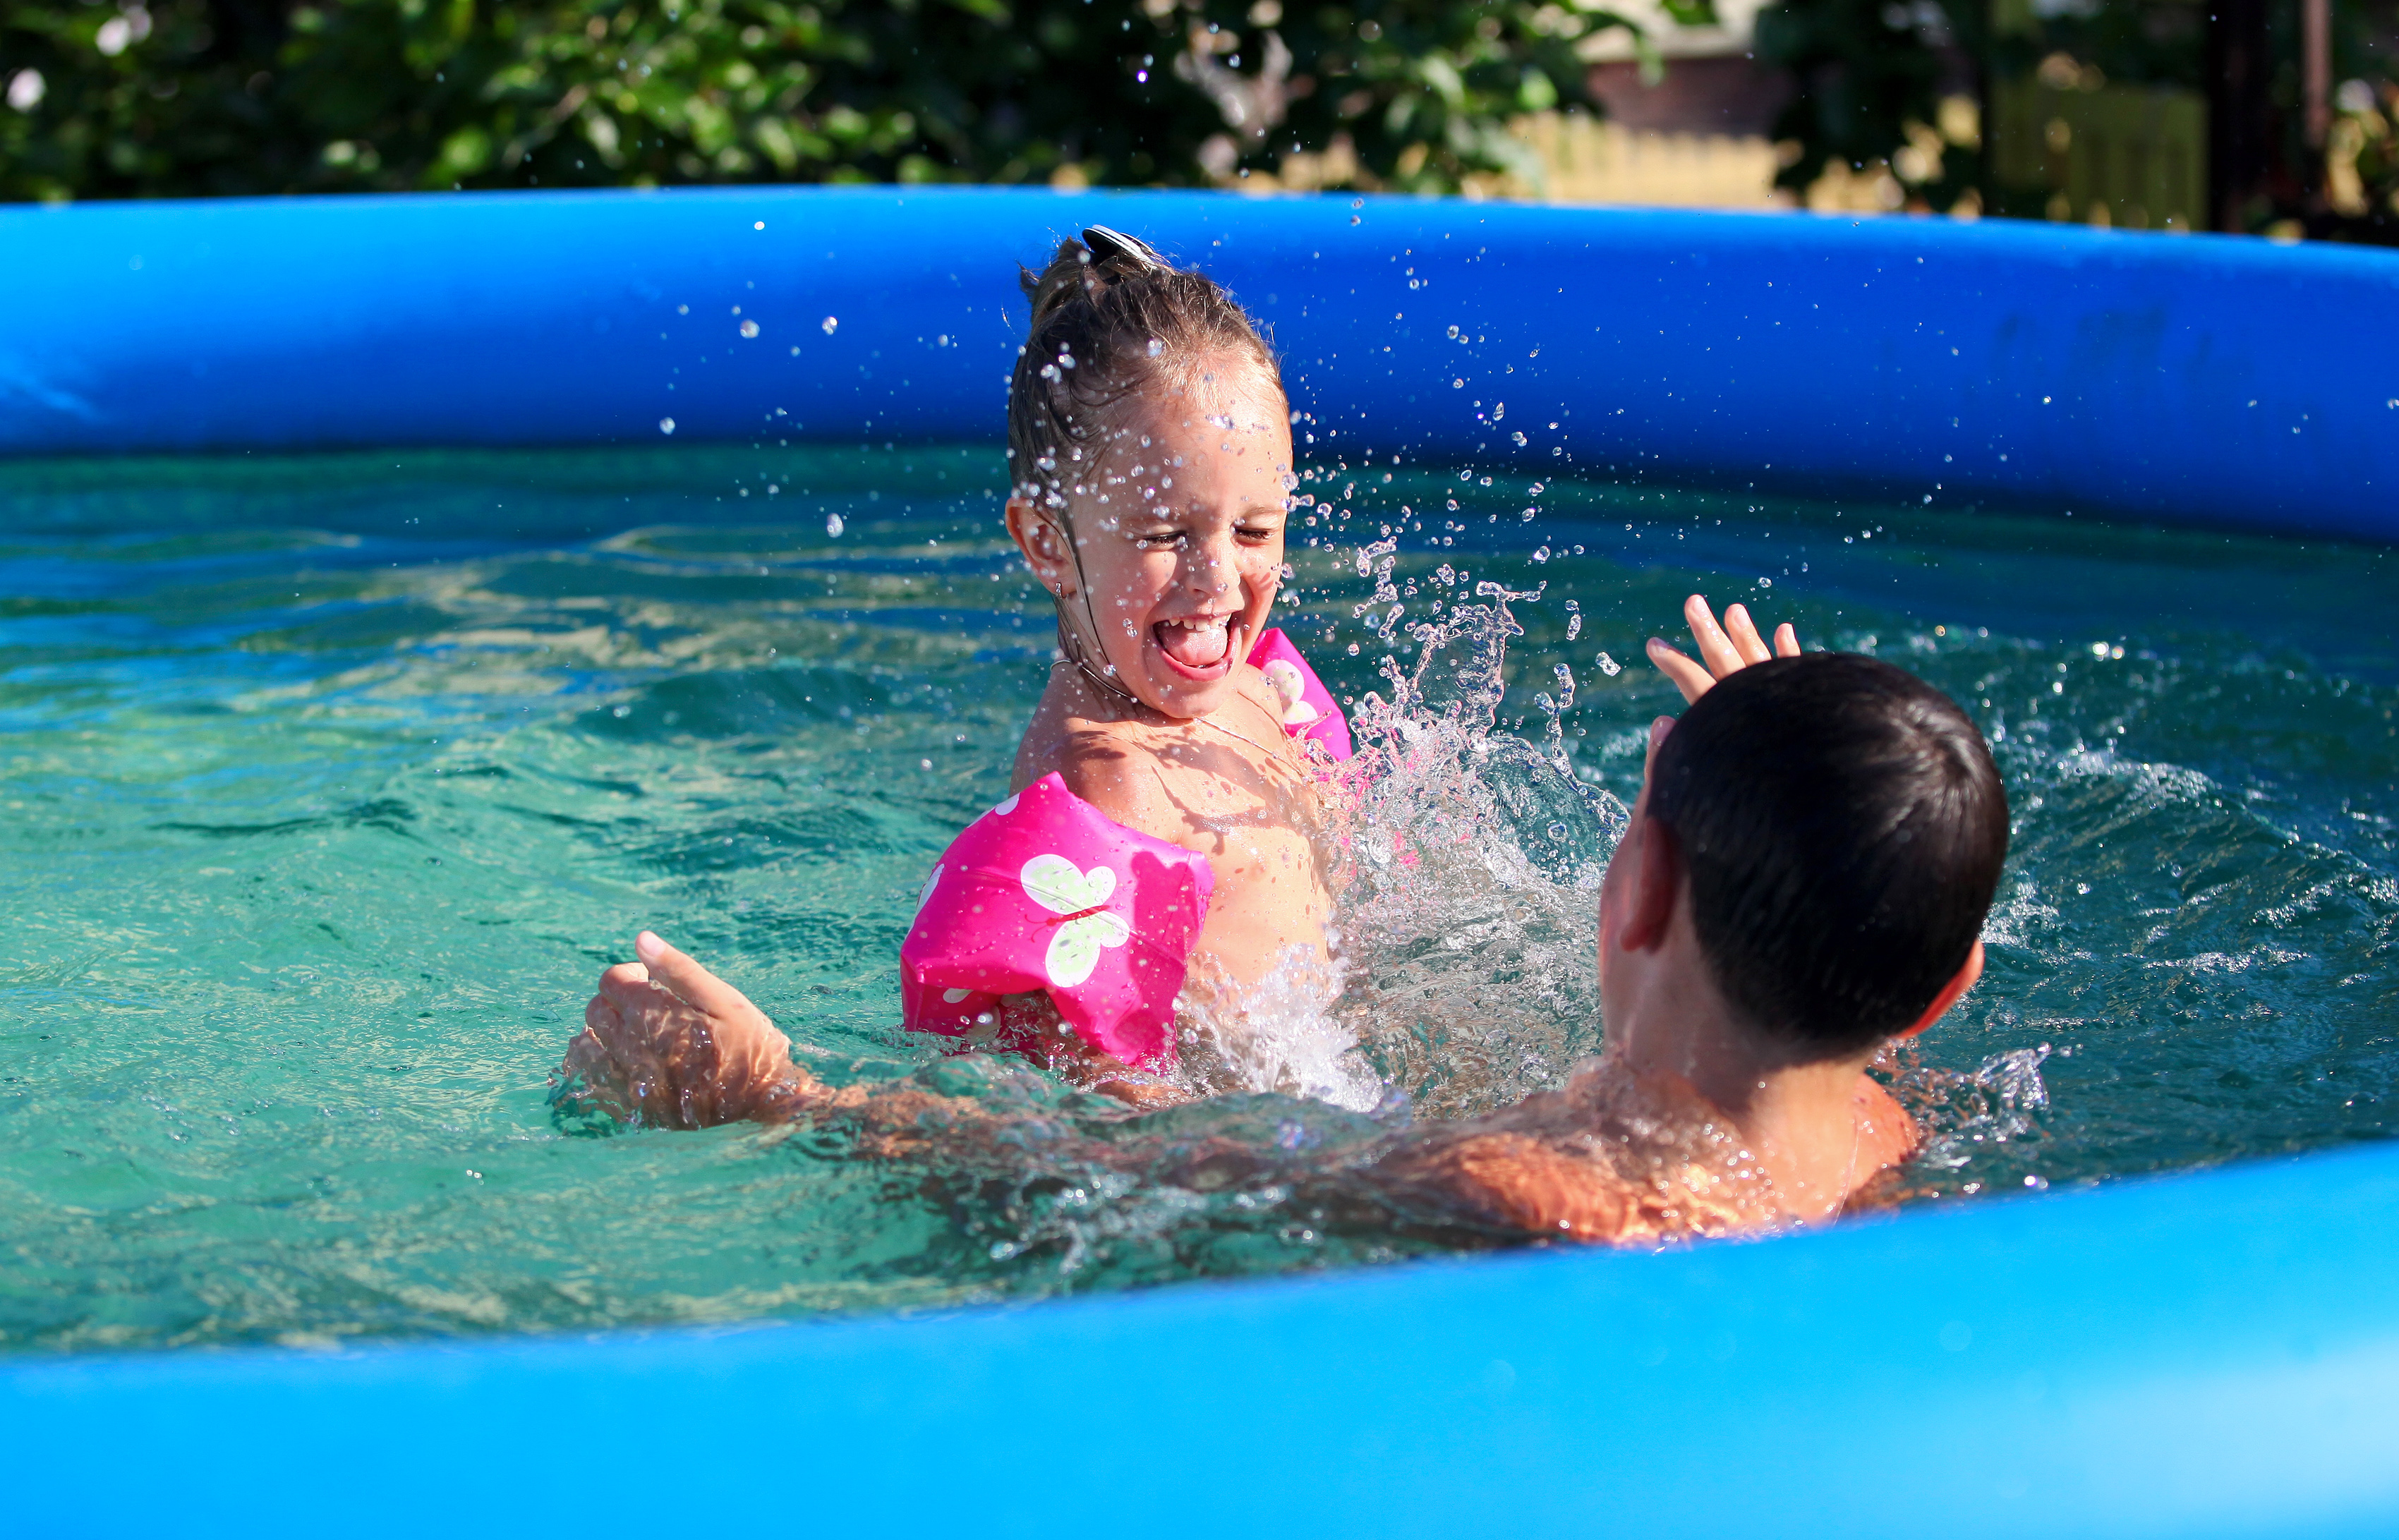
[1155,615,1232,670]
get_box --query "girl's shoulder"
[1010,705,1175,825]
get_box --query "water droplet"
[657,417,675,435]
[1596,652,1621,677]
[826,512,845,537]
[821,316,839,334]
[1566,614,1582,640]
[1346,642,1360,655]
[753,220,765,230]
[1547,822,1568,840]
[739,319,759,338]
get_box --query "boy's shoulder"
[1382,1075,1778,1245]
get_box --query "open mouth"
[1152,613,1240,679]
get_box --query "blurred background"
[0,0,2389,239]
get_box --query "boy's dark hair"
[1648,653,2009,1058]
[1006,227,1281,513]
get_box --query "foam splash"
[1168,581,1627,1119]
[1173,946,1382,1112]
[1887,1043,2055,1189]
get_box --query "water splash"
[1890,1043,2055,1193]
[1174,947,1381,1112]
[1317,581,1628,1119]
[1165,582,1624,1118]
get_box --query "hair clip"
[1082,226,1168,270]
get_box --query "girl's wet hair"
[1006,226,1283,511]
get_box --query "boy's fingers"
[1722,603,1772,664]
[584,995,659,1062]
[560,1028,601,1078]
[1681,595,1746,678]
[1646,637,1717,704]
[597,966,675,1019]
[1774,622,1800,657]
[635,931,769,1027]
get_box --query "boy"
[563,605,2007,1243]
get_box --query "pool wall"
[8,1144,2399,1536]
[6,188,2399,1536]
[5,186,2396,536]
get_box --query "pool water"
[3,444,2394,1352]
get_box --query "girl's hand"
[562,931,809,1128]
[1645,593,1800,704]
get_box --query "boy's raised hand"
[1646,593,1800,704]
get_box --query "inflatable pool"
[3,187,2396,1536]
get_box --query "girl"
[570,229,1353,1115]
[563,226,1804,1124]
[899,227,1346,1105]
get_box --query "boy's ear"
[1895,939,1985,1040]
[1005,496,1072,598]
[1612,717,1681,955]
[1645,714,1673,764]
[1618,813,1682,954]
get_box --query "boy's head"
[1614,653,2009,1060]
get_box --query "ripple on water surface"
[0,444,2393,1351]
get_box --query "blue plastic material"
[5,1146,2399,1537]
[6,189,2398,1532]
[4,187,2395,536]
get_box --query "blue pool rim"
[6,188,2398,1536]
[7,185,2397,537]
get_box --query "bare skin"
[562,594,1987,1244]
[1646,593,1801,704]
[1377,712,1982,1236]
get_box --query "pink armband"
[1248,627,1353,763]
[899,772,1214,1072]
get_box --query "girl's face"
[1010,355,1294,721]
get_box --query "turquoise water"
[3,444,2394,1352]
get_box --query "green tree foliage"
[0,0,1655,200]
